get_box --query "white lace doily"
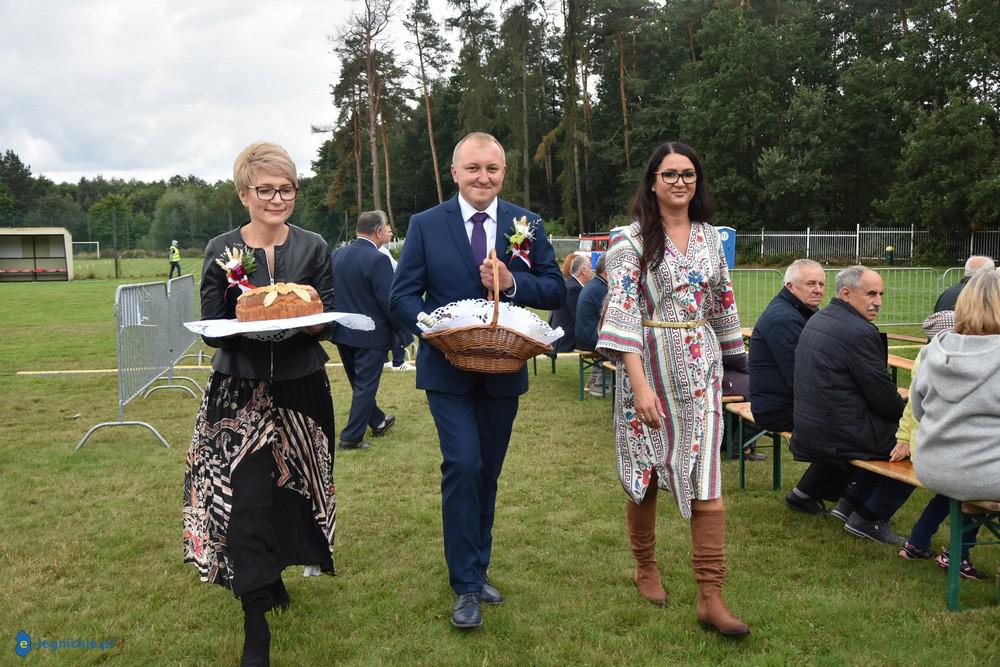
[417,299,564,346]
[185,312,374,342]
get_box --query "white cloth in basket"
[417,299,563,346]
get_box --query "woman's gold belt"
[642,319,707,329]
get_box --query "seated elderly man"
[922,255,994,336]
[548,253,592,355]
[575,253,609,395]
[747,259,825,508]
[790,266,914,544]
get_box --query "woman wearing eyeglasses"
[183,141,337,665]
[596,142,749,636]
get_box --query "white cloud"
[0,0,351,183]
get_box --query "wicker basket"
[421,251,553,374]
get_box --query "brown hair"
[954,268,1000,335]
[628,142,715,272]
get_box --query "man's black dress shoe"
[338,440,371,450]
[371,414,396,437]
[451,592,483,629]
[480,575,503,604]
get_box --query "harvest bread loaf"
[235,282,323,322]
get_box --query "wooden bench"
[724,387,907,493]
[531,352,557,376]
[887,353,915,384]
[846,458,1000,611]
[576,350,606,400]
[723,402,787,491]
[886,332,928,345]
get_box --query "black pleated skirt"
[183,369,336,595]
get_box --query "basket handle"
[489,249,500,328]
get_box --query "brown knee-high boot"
[689,505,749,636]
[626,477,667,605]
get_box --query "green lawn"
[1,279,997,666]
[64,257,961,327]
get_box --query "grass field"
[64,257,962,328]
[2,276,997,666]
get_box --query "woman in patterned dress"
[597,142,749,636]
[183,142,337,665]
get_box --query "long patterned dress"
[597,222,744,518]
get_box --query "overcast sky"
[0,0,457,185]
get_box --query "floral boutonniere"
[215,245,257,293]
[505,215,537,268]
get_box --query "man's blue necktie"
[470,211,488,266]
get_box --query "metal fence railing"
[736,226,1000,265]
[730,269,785,325]
[76,282,174,450]
[732,267,966,329]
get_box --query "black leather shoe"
[785,490,826,514]
[480,575,503,605]
[451,592,483,629]
[371,414,396,437]
[338,440,371,450]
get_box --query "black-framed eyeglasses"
[655,170,697,185]
[249,185,298,201]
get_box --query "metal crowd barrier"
[730,269,784,325]
[733,267,969,329]
[75,282,173,450]
[145,274,201,398]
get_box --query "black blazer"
[791,298,904,462]
[200,223,334,381]
[329,238,402,351]
[549,276,584,352]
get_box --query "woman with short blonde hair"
[954,267,1000,335]
[913,267,1000,503]
[184,141,335,666]
[232,141,298,193]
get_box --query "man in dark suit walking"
[390,132,565,630]
[330,210,404,450]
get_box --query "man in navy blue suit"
[390,132,565,629]
[330,210,406,450]
[548,253,592,354]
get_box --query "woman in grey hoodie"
[912,267,1000,502]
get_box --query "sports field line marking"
[17,363,348,376]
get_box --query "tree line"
[3,1,998,262]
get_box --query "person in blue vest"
[390,132,565,630]
[330,210,409,450]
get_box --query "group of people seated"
[747,256,1000,579]
[547,251,610,396]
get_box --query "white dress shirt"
[456,194,516,296]
[457,195,498,251]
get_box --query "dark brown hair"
[628,142,715,272]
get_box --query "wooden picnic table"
[886,332,928,344]
[888,353,915,383]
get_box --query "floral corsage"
[215,245,257,293]
[505,216,537,268]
